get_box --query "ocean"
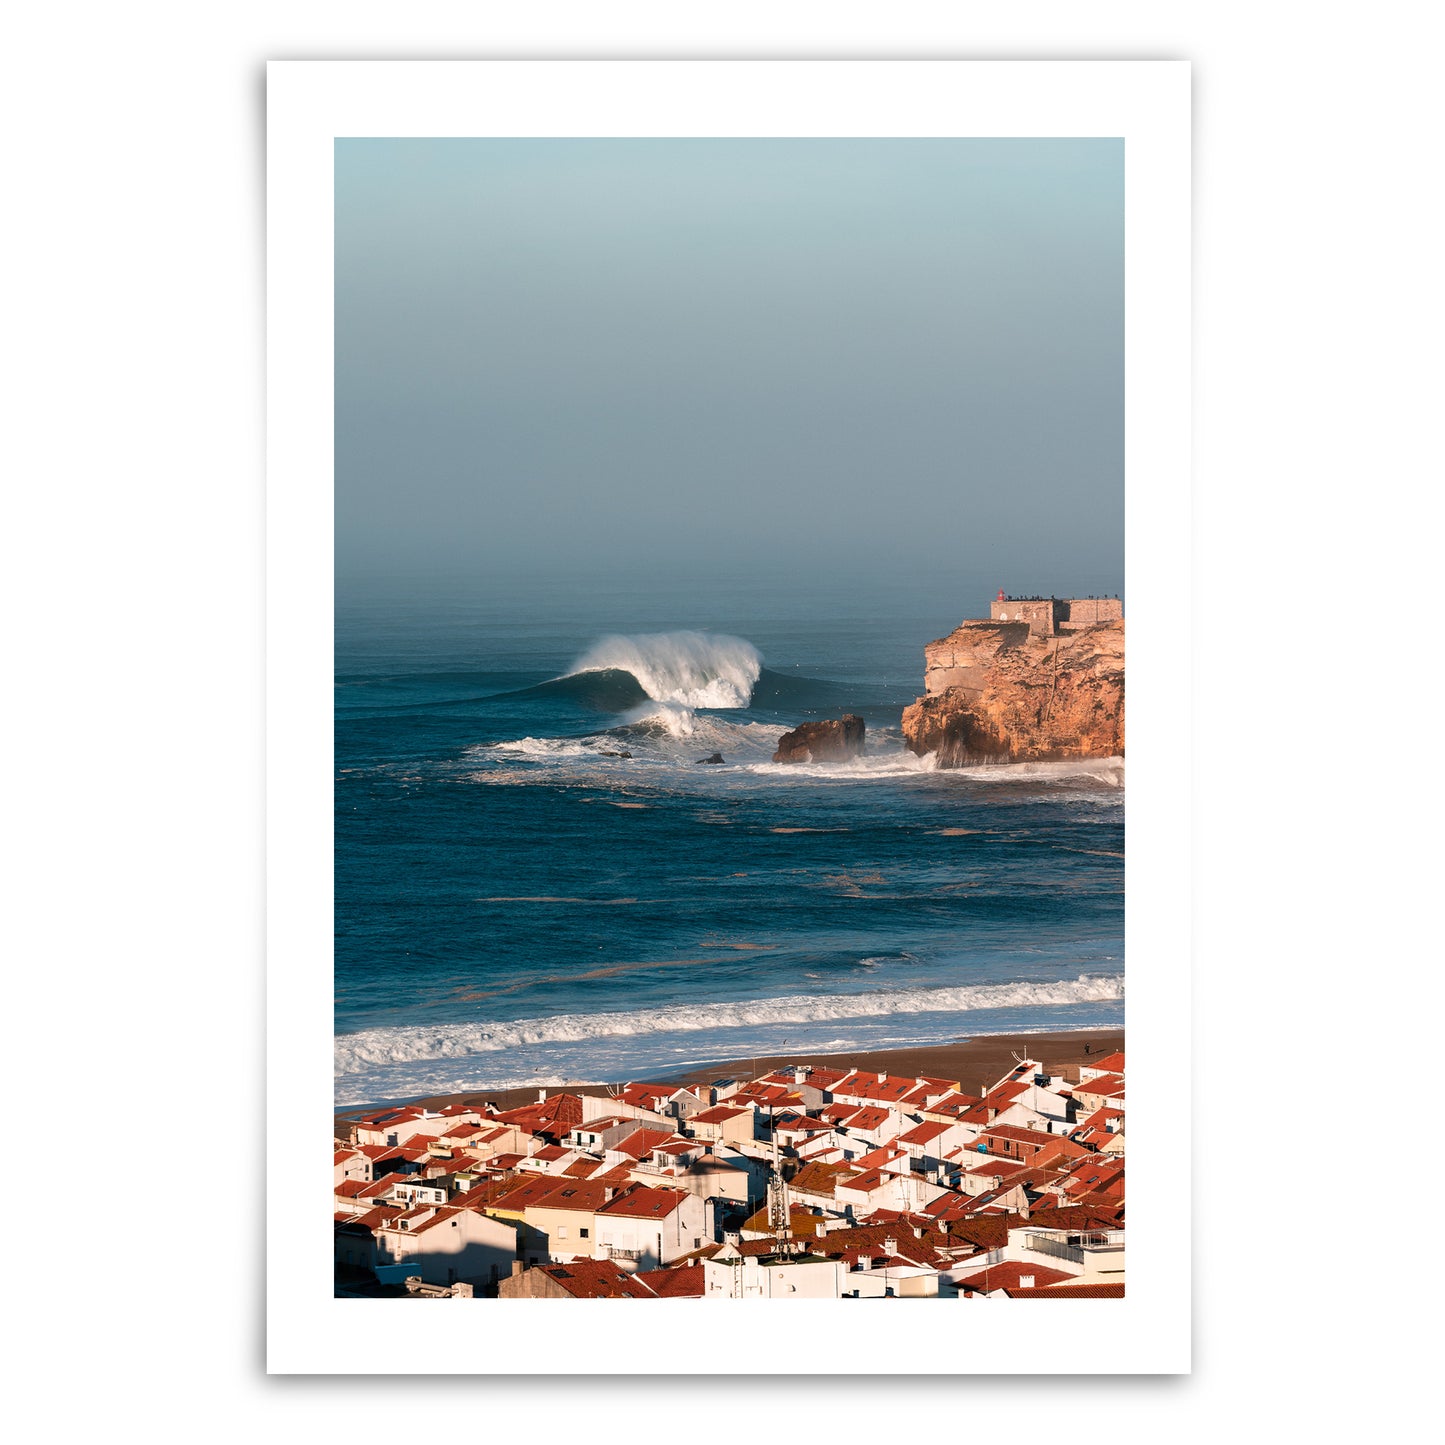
[334,571,1124,1107]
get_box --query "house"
[686,1103,756,1145]
[952,1259,1076,1297]
[593,1184,712,1270]
[521,1179,613,1262]
[1006,1225,1126,1283]
[738,1203,830,1242]
[843,1258,941,1298]
[976,1123,1062,1165]
[334,1215,379,1274]
[786,1160,856,1213]
[373,1206,518,1289]
[612,1082,677,1116]
[1073,1073,1126,1114]
[830,1105,899,1153]
[668,1153,760,1208]
[1078,1051,1126,1083]
[835,1167,947,1217]
[918,1091,984,1127]
[702,1247,847,1299]
[517,1143,584,1176]
[898,1119,969,1180]
[498,1258,656,1299]
[605,1127,677,1169]
[828,1070,960,1112]
[1071,1106,1126,1155]
[334,1149,371,1187]
[565,1116,643,1154]
[492,1091,586,1142]
[643,1262,706,1298]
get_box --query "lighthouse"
[996,587,1006,603]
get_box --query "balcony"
[1022,1230,1125,1265]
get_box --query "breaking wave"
[564,631,762,709]
[334,974,1124,1077]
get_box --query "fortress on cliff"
[920,590,1125,700]
[988,590,1123,638]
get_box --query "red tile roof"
[922,1091,983,1120]
[597,1184,690,1219]
[830,1072,913,1104]
[899,1121,950,1145]
[493,1092,586,1135]
[1005,1282,1125,1299]
[839,1106,892,1132]
[954,1260,1075,1291]
[530,1259,656,1299]
[838,1168,894,1195]
[526,1180,612,1213]
[611,1128,675,1160]
[644,1263,706,1298]
[792,1157,858,1186]
[690,1104,751,1126]
[852,1145,907,1172]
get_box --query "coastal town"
[334,1047,1125,1299]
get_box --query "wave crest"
[565,631,761,709]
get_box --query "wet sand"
[337,1028,1123,1120]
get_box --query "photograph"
[330,136,1128,1302]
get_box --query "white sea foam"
[618,700,703,738]
[566,631,762,708]
[954,757,1125,788]
[333,974,1124,1077]
[486,736,597,759]
[745,750,939,781]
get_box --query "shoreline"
[335,1027,1124,1119]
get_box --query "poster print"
[268,61,1190,1373]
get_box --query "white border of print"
[268,59,1190,1375]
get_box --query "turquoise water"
[334,573,1123,1106]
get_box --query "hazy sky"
[336,139,1123,597]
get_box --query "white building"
[702,1249,847,1299]
[373,1206,518,1289]
[593,1184,711,1270]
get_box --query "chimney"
[877,1073,886,1084]
[510,1260,525,1277]
[883,1237,898,1256]
[1020,1274,1035,1289]
[537,1089,547,1103]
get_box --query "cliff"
[901,621,1123,767]
[773,715,866,764]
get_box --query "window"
[557,1226,568,1239]
[580,1227,589,1239]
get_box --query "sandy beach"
[338,1028,1123,1120]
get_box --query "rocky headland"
[901,621,1124,768]
[773,714,866,764]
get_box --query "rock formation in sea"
[901,619,1123,768]
[772,715,866,764]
